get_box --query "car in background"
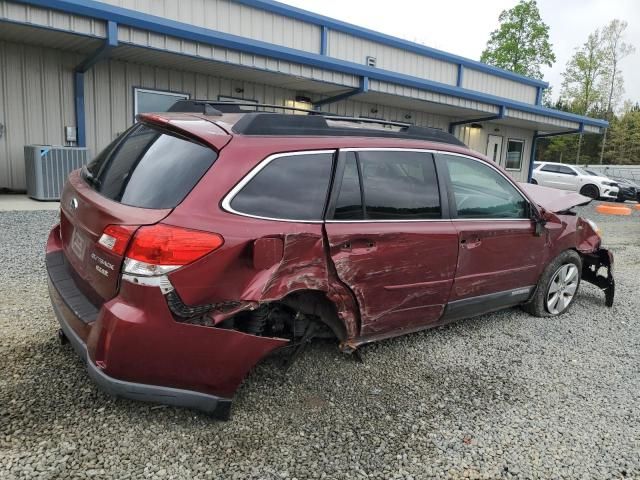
[584,169,639,203]
[531,162,619,200]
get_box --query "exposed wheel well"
[216,290,347,342]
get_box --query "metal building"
[0,0,607,190]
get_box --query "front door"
[324,149,459,337]
[435,153,547,318]
[486,135,503,165]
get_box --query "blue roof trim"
[235,0,549,89]
[15,0,606,128]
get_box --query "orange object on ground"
[634,204,640,210]
[595,204,632,215]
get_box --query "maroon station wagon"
[46,101,615,419]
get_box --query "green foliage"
[560,31,606,115]
[605,108,640,164]
[480,0,555,79]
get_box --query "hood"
[519,183,592,213]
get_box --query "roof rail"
[168,100,465,146]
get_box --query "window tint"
[541,164,560,173]
[557,165,576,175]
[440,154,528,219]
[333,153,364,220]
[505,139,524,170]
[230,152,333,221]
[84,123,216,209]
[358,151,441,220]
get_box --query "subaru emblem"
[70,197,79,210]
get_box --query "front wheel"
[580,184,599,199]
[523,250,582,317]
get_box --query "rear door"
[324,149,458,337]
[435,153,546,317]
[60,122,220,303]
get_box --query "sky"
[281,0,640,106]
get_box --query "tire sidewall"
[526,250,582,317]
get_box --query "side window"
[557,165,577,175]
[229,152,333,221]
[439,154,528,219]
[359,151,441,220]
[541,164,560,173]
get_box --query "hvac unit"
[24,145,90,200]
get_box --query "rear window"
[83,123,217,209]
[227,152,333,221]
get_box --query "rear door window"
[84,123,217,209]
[330,150,441,220]
[227,151,334,221]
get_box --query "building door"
[486,135,503,164]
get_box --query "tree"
[480,0,555,79]
[560,31,606,116]
[559,30,607,163]
[598,20,635,163]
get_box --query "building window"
[505,139,525,170]
[134,88,189,116]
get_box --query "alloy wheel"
[546,263,579,314]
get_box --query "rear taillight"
[123,224,224,277]
[98,225,137,256]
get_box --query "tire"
[531,179,538,185]
[579,184,599,199]
[523,250,582,317]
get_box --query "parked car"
[584,169,639,203]
[531,162,619,200]
[46,102,615,418]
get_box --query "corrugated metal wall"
[328,30,458,86]
[117,26,358,89]
[101,0,321,53]
[463,68,537,105]
[97,0,540,106]
[0,0,106,37]
[0,40,78,190]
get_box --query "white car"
[531,162,619,200]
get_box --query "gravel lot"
[1,204,638,479]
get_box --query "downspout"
[448,105,506,134]
[74,20,118,147]
[313,76,369,109]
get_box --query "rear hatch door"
[59,117,229,303]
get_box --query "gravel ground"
[1,204,639,479]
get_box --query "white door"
[486,135,503,165]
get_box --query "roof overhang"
[2,0,609,132]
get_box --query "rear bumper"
[46,225,287,418]
[50,289,232,418]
